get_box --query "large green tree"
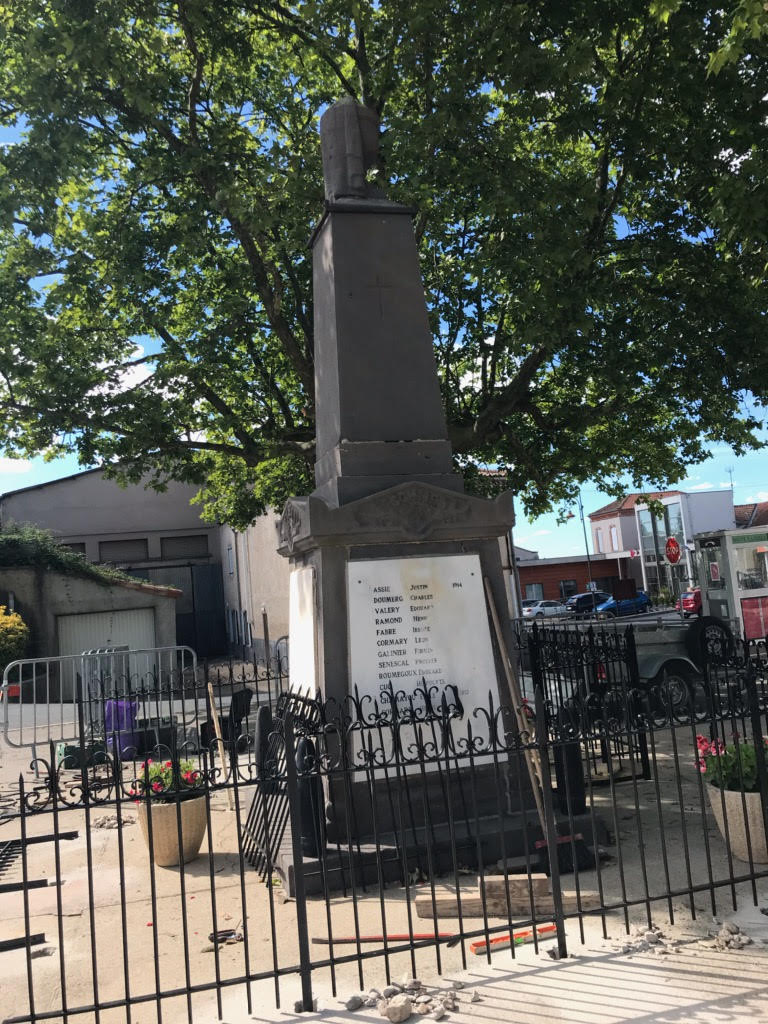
[1,1,766,528]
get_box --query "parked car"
[564,591,612,617]
[595,590,652,618]
[675,587,702,618]
[522,599,569,619]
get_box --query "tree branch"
[177,0,206,142]
[98,83,314,396]
[244,0,358,98]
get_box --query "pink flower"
[165,761,172,768]
[152,781,162,792]
[697,758,707,773]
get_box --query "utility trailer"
[514,614,736,710]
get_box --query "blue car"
[594,591,652,618]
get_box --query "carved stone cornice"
[276,482,514,557]
[351,486,471,538]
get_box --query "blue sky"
[511,439,768,557]
[1,438,765,556]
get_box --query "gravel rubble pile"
[707,920,754,951]
[91,813,134,829]
[605,917,758,957]
[338,976,482,1021]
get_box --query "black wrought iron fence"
[1,627,768,1024]
[512,622,651,785]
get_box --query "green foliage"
[697,733,767,792]
[707,1,768,73]
[0,604,29,670]
[129,758,202,803]
[0,523,147,586]
[0,2,766,529]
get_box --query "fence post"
[532,672,568,960]
[745,655,768,849]
[626,628,651,780]
[283,711,314,1011]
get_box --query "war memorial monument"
[276,98,518,715]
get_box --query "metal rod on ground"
[469,922,557,955]
[207,681,234,811]
[0,934,45,954]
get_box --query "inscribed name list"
[347,553,497,709]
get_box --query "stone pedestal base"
[277,481,517,708]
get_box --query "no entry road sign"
[665,537,681,564]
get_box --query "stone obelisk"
[277,98,517,712]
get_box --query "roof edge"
[0,466,103,502]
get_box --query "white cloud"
[746,491,768,503]
[689,482,714,491]
[514,527,552,544]
[0,457,32,474]
[88,345,154,398]
[718,481,734,488]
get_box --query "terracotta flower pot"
[137,795,208,867]
[707,785,768,864]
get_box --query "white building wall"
[0,469,220,565]
[219,516,290,649]
[686,490,736,538]
[591,512,639,554]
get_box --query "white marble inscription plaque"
[347,553,497,709]
[288,566,317,692]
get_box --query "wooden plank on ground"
[414,894,495,918]
[415,889,600,920]
[478,873,550,900]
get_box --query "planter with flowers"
[130,759,207,867]
[696,734,768,864]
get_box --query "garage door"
[57,608,156,657]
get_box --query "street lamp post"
[566,489,594,592]
[578,490,594,591]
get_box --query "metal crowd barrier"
[0,646,198,762]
